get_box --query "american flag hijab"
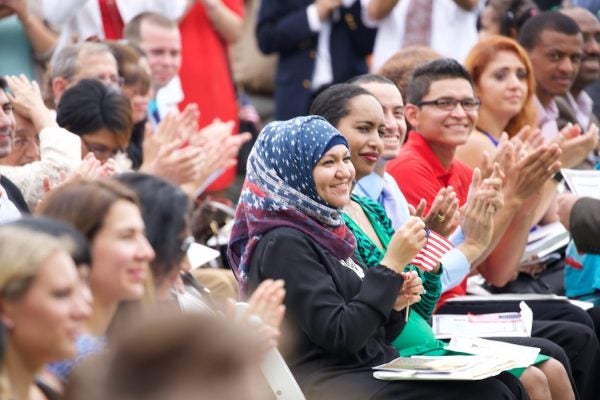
[227,116,357,289]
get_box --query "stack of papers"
[373,338,539,381]
[374,355,518,381]
[373,355,517,381]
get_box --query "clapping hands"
[411,186,460,237]
[227,279,286,351]
[140,103,251,194]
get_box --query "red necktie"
[99,0,124,40]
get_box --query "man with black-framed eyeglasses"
[386,60,485,268]
[387,57,559,300]
[416,97,481,112]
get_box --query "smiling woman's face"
[335,94,385,180]
[359,82,407,161]
[89,200,155,305]
[476,50,529,122]
[313,144,355,208]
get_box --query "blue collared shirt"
[354,172,410,230]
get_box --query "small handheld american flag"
[404,228,454,321]
[411,228,454,271]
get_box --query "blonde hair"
[0,226,73,300]
[0,226,73,398]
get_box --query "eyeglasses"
[81,138,123,160]
[416,97,481,112]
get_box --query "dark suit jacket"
[257,0,376,120]
[570,197,600,254]
[556,94,600,169]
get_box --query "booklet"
[561,168,600,198]
[521,221,570,264]
[373,355,518,381]
[431,302,533,339]
[373,338,539,381]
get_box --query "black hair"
[7,216,91,266]
[0,77,6,91]
[406,58,474,105]
[477,0,539,38]
[310,83,376,127]
[116,173,190,281]
[56,79,133,148]
[499,0,538,37]
[518,11,581,50]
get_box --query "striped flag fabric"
[411,228,454,271]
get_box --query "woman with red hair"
[457,35,538,168]
[456,35,558,229]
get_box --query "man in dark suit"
[256,0,376,120]
[557,7,600,168]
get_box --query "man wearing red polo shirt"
[387,58,600,400]
[387,58,561,302]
